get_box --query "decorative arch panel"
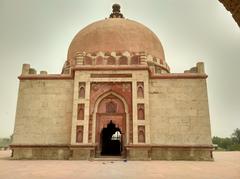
[89,82,133,144]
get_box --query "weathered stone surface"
[127,148,151,160]
[12,80,73,145]
[151,147,212,161]
[71,148,94,160]
[12,147,70,160]
[149,79,212,146]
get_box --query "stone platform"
[0,150,239,179]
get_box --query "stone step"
[93,156,126,161]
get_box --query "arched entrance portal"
[101,120,122,155]
[94,92,127,156]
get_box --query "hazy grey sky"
[0,0,239,138]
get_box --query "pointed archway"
[92,91,129,156]
[101,120,122,155]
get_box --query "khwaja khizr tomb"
[11,4,214,160]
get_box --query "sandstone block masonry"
[11,61,213,160]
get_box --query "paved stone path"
[0,150,239,179]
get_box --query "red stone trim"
[10,144,97,149]
[11,144,214,151]
[125,144,214,149]
[69,144,97,148]
[90,74,132,78]
[125,144,152,148]
[97,113,126,116]
[10,144,69,148]
[150,73,208,79]
[151,144,214,148]
[73,66,149,71]
[18,74,73,80]
[18,67,207,81]
[73,65,170,73]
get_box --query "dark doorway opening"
[101,120,122,156]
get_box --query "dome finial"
[109,4,124,18]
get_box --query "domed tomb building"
[11,4,213,160]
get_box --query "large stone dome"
[67,16,165,62]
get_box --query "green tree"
[212,136,232,150]
[231,128,240,144]
[0,138,10,148]
[212,128,240,151]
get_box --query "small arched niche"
[138,125,145,143]
[77,104,84,120]
[119,56,128,65]
[97,95,125,114]
[78,82,86,99]
[107,56,116,65]
[137,82,144,98]
[137,104,145,120]
[84,56,92,65]
[76,125,84,143]
[131,55,140,65]
[96,56,104,65]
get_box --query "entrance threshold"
[93,156,126,161]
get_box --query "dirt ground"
[0,150,239,179]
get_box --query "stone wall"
[12,147,70,160]
[12,80,73,145]
[149,78,212,145]
[11,67,213,160]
